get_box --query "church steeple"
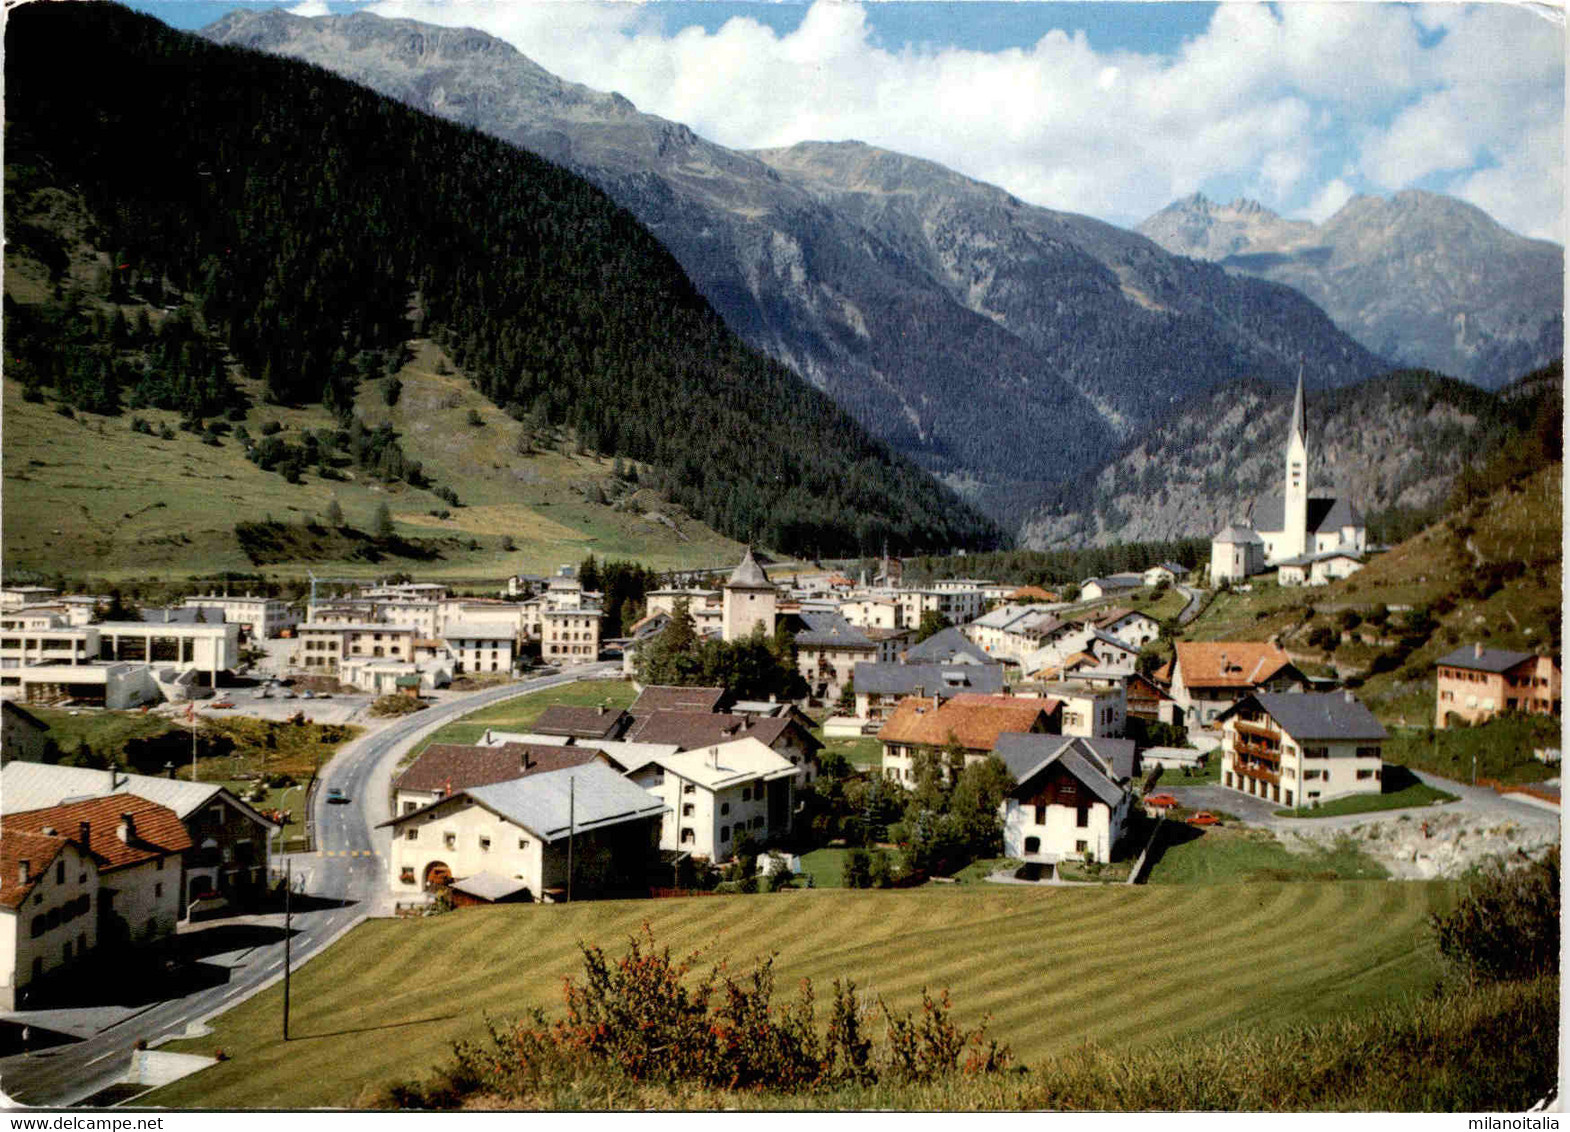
[1282,365,1309,559]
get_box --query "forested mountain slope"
[1020,363,1563,550]
[200,8,1390,519]
[3,2,1000,559]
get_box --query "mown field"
[150,880,1452,1108]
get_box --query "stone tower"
[721,547,777,642]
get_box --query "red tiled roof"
[878,695,1056,752]
[0,829,73,909]
[5,795,191,874]
[1174,641,1294,688]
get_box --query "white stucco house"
[995,733,1137,871]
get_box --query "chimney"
[165,761,175,779]
[522,749,533,771]
[17,860,29,886]
[79,821,90,848]
[597,705,607,716]
[485,728,492,745]
[117,813,135,843]
[710,746,719,768]
[1474,642,1484,659]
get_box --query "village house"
[181,593,298,639]
[996,733,1136,871]
[1,829,99,1010]
[892,587,986,630]
[966,605,1064,664]
[1124,672,1179,724]
[1030,682,1127,738]
[1080,607,1162,648]
[442,622,517,675]
[1276,549,1366,587]
[6,796,191,962]
[1,761,276,916]
[879,693,1059,786]
[622,711,822,784]
[540,608,602,666]
[788,611,876,704]
[292,622,417,675]
[1217,691,1386,807]
[851,662,1006,722]
[902,627,995,666]
[1,701,51,763]
[838,597,902,631]
[622,736,798,862]
[0,586,58,609]
[1210,524,1267,585]
[382,761,665,902]
[1078,574,1144,601]
[1166,641,1309,730]
[391,742,614,816]
[1434,645,1562,728]
[533,704,631,742]
[1142,562,1188,587]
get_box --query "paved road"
[1174,584,1205,627]
[0,663,618,1108]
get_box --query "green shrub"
[1430,847,1559,984]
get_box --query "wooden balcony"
[1234,719,1279,740]
[1233,737,1281,763]
[1232,760,1279,786]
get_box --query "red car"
[209,700,236,709]
[1145,793,1179,809]
[1187,811,1222,826]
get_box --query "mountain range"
[1138,193,1563,387]
[1021,364,1563,550]
[200,9,1393,519]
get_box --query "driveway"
[1174,584,1205,626]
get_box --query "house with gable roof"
[1434,644,1562,728]
[621,736,799,861]
[381,761,665,902]
[994,733,1137,870]
[902,627,996,666]
[1217,691,1386,807]
[1168,641,1309,730]
[391,742,615,816]
[2,828,100,1009]
[878,693,1059,787]
[851,662,1005,722]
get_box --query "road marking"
[85,1050,117,1067]
[223,985,249,1000]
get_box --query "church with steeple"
[1210,371,1366,585]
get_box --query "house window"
[1075,840,1088,854]
[518,839,530,851]
[154,882,163,899]
[683,784,696,795]
[1356,769,1376,780]
[720,802,730,816]
[1024,836,1040,854]
[56,861,65,883]
[680,828,694,844]
[1034,804,1046,825]
[742,787,751,802]
[400,867,415,885]
[1076,804,1090,829]
[479,836,491,851]
[683,803,695,817]
[720,826,730,842]
[403,802,418,814]
[444,832,456,849]
[405,829,418,841]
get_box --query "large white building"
[1216,691,1386,808]
[623,737,797,862]
[182,594,298,639]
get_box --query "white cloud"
[287,0,331,15]
[1303,178,1357,224]
[362,0,1564,239]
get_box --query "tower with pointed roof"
[1281,368,1309,560]
[722,547,777,642]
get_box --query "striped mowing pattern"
[150,881,1452,1109]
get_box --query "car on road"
[210,700,236,709]
[316,692,332,699]
[301,689,315,699]
[326,787,348,804]
[1187,811,1222,826]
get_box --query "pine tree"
[327,498,344,527]
[373,501,394,539]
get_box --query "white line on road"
[223,985,249,1000]
[85,1050,117,1067]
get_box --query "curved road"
[0,663,618,1108]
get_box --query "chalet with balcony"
[1217,691,1386,808]
[996,733,1136,871]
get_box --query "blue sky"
[132,1,1563,240]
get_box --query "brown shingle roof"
[533,705,630,739]
[622,711,820,754]
[1010,585,1059,602]
[878,695,1057,752]
[393,743,608,795]
[0,829,74,909]
[5,795,191,874]
[1174,641,1294,688]
[629,685,731,715]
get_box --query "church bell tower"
[1282,368,1309,559]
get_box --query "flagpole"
[567,775,575,904]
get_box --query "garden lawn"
[819,734,882,770]
[1145,826,1388,884]
[409,679,638,756]
[1272,767,1458,818]
[796,848,850,888]
[149,881,1452,1109]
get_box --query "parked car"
[301,690,315,700]
[326,787,348,804]
[1187,811,1222,827]
[316,692,332,699]
[210,700,236,710]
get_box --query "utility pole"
[566,775,575,904]
[283,857,292,1040]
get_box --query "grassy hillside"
[1,342,749,581]
[149,881,1450,1108]
[1183,464,1561,725]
